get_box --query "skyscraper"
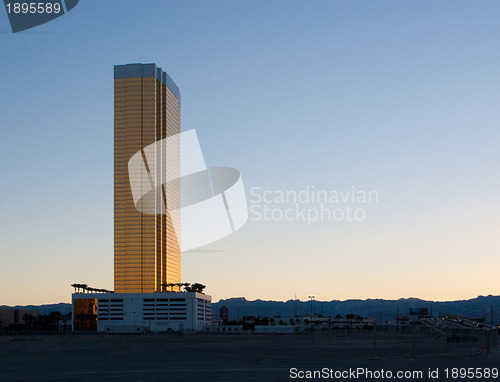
[114,63,181,293]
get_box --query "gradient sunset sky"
[1,0,499,305]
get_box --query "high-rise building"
[71,64,212,334]
[114,63,181,293]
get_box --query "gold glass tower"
[114,63,181,293]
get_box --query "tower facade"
[114,63,181,293]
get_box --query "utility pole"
[294,293,298,317]
[308,296,315,326]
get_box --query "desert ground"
[0,332,498,381]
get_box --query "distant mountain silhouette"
[211,295,500,322]
[3,295,499,323]
[0,303,72,315]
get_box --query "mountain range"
[3,295,499,322]
[212,295,500,322]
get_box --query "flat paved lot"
[0,333,498,381]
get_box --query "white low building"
[254,325,298,334]
[204,325,244,334]
[72,292,212,333]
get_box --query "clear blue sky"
[1,0,499,305]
